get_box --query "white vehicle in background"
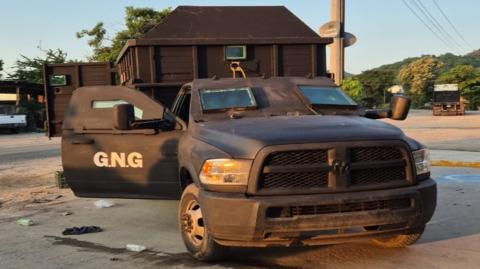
[0,105,27,133]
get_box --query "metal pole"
[16,86,21,106]
[330,0,345,85]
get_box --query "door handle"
[71,138,95,145]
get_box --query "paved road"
[1,115,479,268]
[386,110,480,152]
[0,133,60,163]
[1,167,479,269]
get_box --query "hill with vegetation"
[342,50,480,109]
[372,51,480,74]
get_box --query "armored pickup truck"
[60,77,436,261]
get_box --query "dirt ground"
[0,167,479,269]
[0,110,479,268]
[384,110,480,151]
[0,134,65,210]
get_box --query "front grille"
[351,166,405,186]
[259,150,328,191]
[264,150,327,166]
[261,172,328,189]
[266,198,412,218]
[351,147,402,162]
[257,144,410,193]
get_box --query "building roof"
[116,6,332,63]
[143,6,327,41]
[0,80,43,94]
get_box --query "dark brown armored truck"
[432,84,465,116]
[60,76,436,261]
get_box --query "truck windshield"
[298,86,357,106]
[200,87,257,111]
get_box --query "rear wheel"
[178,184,227,261]
[371,233,423,248]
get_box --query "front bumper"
[0,123,26,129]
[199,179,436,247]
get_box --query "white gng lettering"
[128,152,143,168]
[93,152,143,168]
[93,152,109,167]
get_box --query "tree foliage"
[341,77,364,103]
[397,57,444,107]
[373,51,480,75]
[461,81,480,110]
[436,64,477,84]
[8,48,68,84]
[356,70,395,107]
[77,6,172,62]
[435,64,480,109]
[347,50,480,109]
[0,59,3,79]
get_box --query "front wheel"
[371,232,423,248]
[178,184,227,261]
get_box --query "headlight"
[413,149,431,175]
[199,159,252,185]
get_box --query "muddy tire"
[371,233,423,248]
[178,184,227,261]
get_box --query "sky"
[0,0,479,76]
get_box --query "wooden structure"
[43,62,116,137]
[0,80,44,106]
[116,6,332,106]
[44,6,333,137]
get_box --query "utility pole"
[330,0,345,85]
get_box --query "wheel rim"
[181,199,205,247]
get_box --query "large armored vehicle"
[59,77,436,260]
[433,84,465,116]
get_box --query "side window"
[92,100,144,120]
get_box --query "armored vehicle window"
[225,45,247,60]
[92,100,144,119]
[298,86,356,106]
[200,87,257,111]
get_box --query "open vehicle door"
[61,86,186,199]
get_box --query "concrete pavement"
[0,133,60,162]
[431,149,480,168]
[0,167,479,269]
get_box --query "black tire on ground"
[371,232,423,248]
[178,184,227,261]
[10,128,19,134]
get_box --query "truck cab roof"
[185,76,360,123]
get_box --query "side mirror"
[113,104,134,130]
[390,96,411,120]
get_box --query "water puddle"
[438,174,480,184]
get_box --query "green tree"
[433,64,480,110]
[8,48,68,84]
[341,77,364,103]
[356,70,395,107]
[0,59,3,78]
[461,80,480,110]
[436,65,477,84]
[397,56,444,107]
[77,6,172,62]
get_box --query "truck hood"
[192,115,408,159]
